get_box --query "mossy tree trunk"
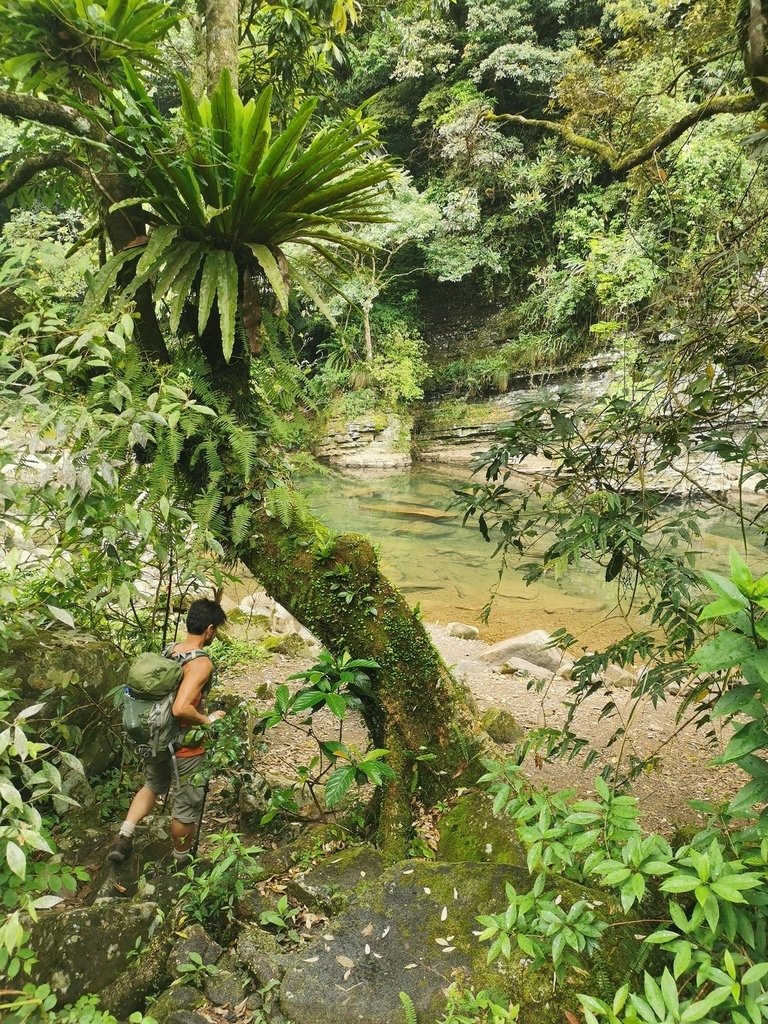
[237,504,492,857]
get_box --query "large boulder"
[279,860,633,1024]
[478,629,574,675]
[26,899,161,1008]
[0,629,127,775]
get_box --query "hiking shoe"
[107,833,133,864]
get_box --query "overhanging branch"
[492,92,760,176]
[0,150,87,200]
[0,90,95,137]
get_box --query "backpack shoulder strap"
[177,649,211,666]
[161,644,211,666]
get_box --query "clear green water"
[299,466,768,645]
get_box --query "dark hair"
[186,598,227,634]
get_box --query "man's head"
[186,598,227,645]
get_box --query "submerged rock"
[447,621,480,640]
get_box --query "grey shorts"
[143,752,206,825]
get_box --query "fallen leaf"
[453,888,458,900]
[404,963,417,970]
[112,882,127,894]
[362,923,373,936]
[365,944,371,955]
[436,938,448,946]
[564,1012,581,1024]
[381,926,390,938]
[423,887,431,894]
[303,956,319,963]
[442,946,455,953]
[440,906,448,921]
[336,955,354,969]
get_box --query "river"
[299,466,768,646]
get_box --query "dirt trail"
[223,624,743,837]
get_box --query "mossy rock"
[26,899,161,1008]
[480,708,525,745]
[286,845,386,914]
[436,790,526,867]
[0,629,127,775]
[149,984,206,1023]
[279,859,638,1024]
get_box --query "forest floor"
[222,624,744,839]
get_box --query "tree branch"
[491,92,760,176]
[0,90,94,137]
[0,150,87,200]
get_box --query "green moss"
[436,791,527,867]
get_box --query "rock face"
[26,899,161,1006]
[478,629,574,675]
[0,630,128,775]
[315,412,412,468]
[279,859,630,1024]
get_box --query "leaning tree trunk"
[238,502,495,857]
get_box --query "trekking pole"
[190,779,210,858]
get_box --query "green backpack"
[122,647,209,758]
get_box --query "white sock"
[119,821,136,838]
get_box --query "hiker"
[108,598,227,868]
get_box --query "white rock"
[446,622,480,640]
[498,657,554,681]
[478,629,574,674]
[603,664,637,688]
[239,589,276,618]
[452,659,488,683]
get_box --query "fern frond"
[192,487,222,531]
[231,503,253,546]
[264,485,312,530]
[399,992,417,1024]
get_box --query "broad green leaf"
[690,631,755,672]
[700,571,749,606]
[742,962,768,985]
[325,765,356,808]
[249,244,289,312]
[47,605,75,628]
[730,548,754,592]
[698,596,748,621]
[714,719,768,764]
[5,841,25,880]
[197,249,221,336]
[213,249,239,362]
[135,225,178,279]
